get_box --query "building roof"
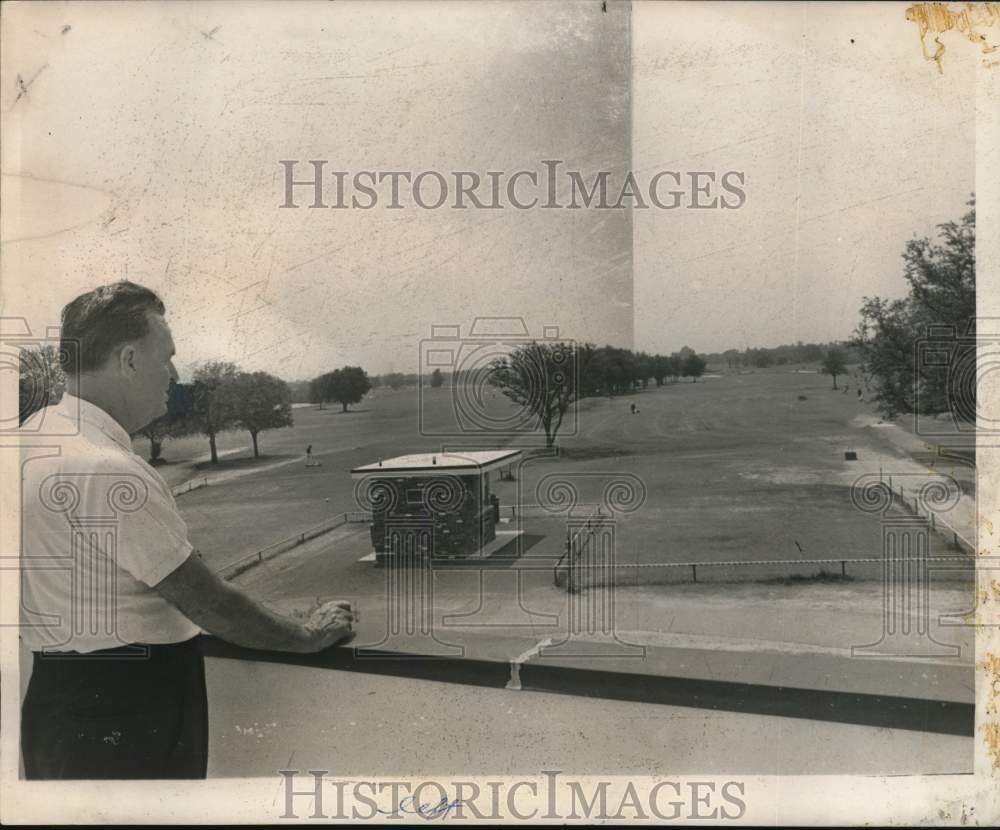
[351,449,522,478]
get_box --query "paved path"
[845,414,976,551]
[235,519,975,662]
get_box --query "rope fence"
[560,555,975,590]
[885,479,975,555]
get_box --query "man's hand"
[301,600,356,651]
[298,597,357,622]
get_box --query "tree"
[821,348,848,390]
[682,352,707,382]
[489,341,582,447]
[635,352,654,390]
[190,361,240,464]
[309,375,326,409]
[327,366,371,412]
[132,382,196,463]
[745,348,774,368]
[18,344,65,425]
[667,353,683,382]
[286,379,312,405]
[585,346,617,396]
[801,343,825,362]
[135,418,171,464]
[651,354,670,386]
[430,368,444,388]
[854,198,975,418]
[219,371,293,457]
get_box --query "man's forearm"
[155,555,317,653]
[200,582,314,652]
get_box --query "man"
[20,281,354,779]
[305,443,320,467]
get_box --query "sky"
[633,2,976,355]
[1,1,978,379]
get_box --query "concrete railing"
[171,476,211,498]
[215,511,373,580]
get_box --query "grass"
[159,369,926,579]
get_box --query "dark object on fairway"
[844,451,858,461]
[797,394,808,401]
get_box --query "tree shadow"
[431,533,547,569]
[557,445,636,461]
[193,452,298,472]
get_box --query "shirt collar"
[61,393,134,452]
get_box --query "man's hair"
[60,281,166,375]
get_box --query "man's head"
[60,281,179,433]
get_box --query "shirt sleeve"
[86,459,195,586]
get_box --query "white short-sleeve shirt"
[20,394,201,652]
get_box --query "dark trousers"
[21,637,208,779]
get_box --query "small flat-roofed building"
[351,449,522,562]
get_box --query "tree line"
[468,347,707,393]
[307,366,372,412]
[18,355,292,465]
[853,197,975,419]
[484,343,708,447]
[576,345,707,394]
[141,362,294,464]
[704,341,859,370]
[33,189,960,467]
[288,370,430,403]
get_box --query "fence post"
[692,564,698,583]
[841,560,846,578]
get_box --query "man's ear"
[118,343,137,377]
